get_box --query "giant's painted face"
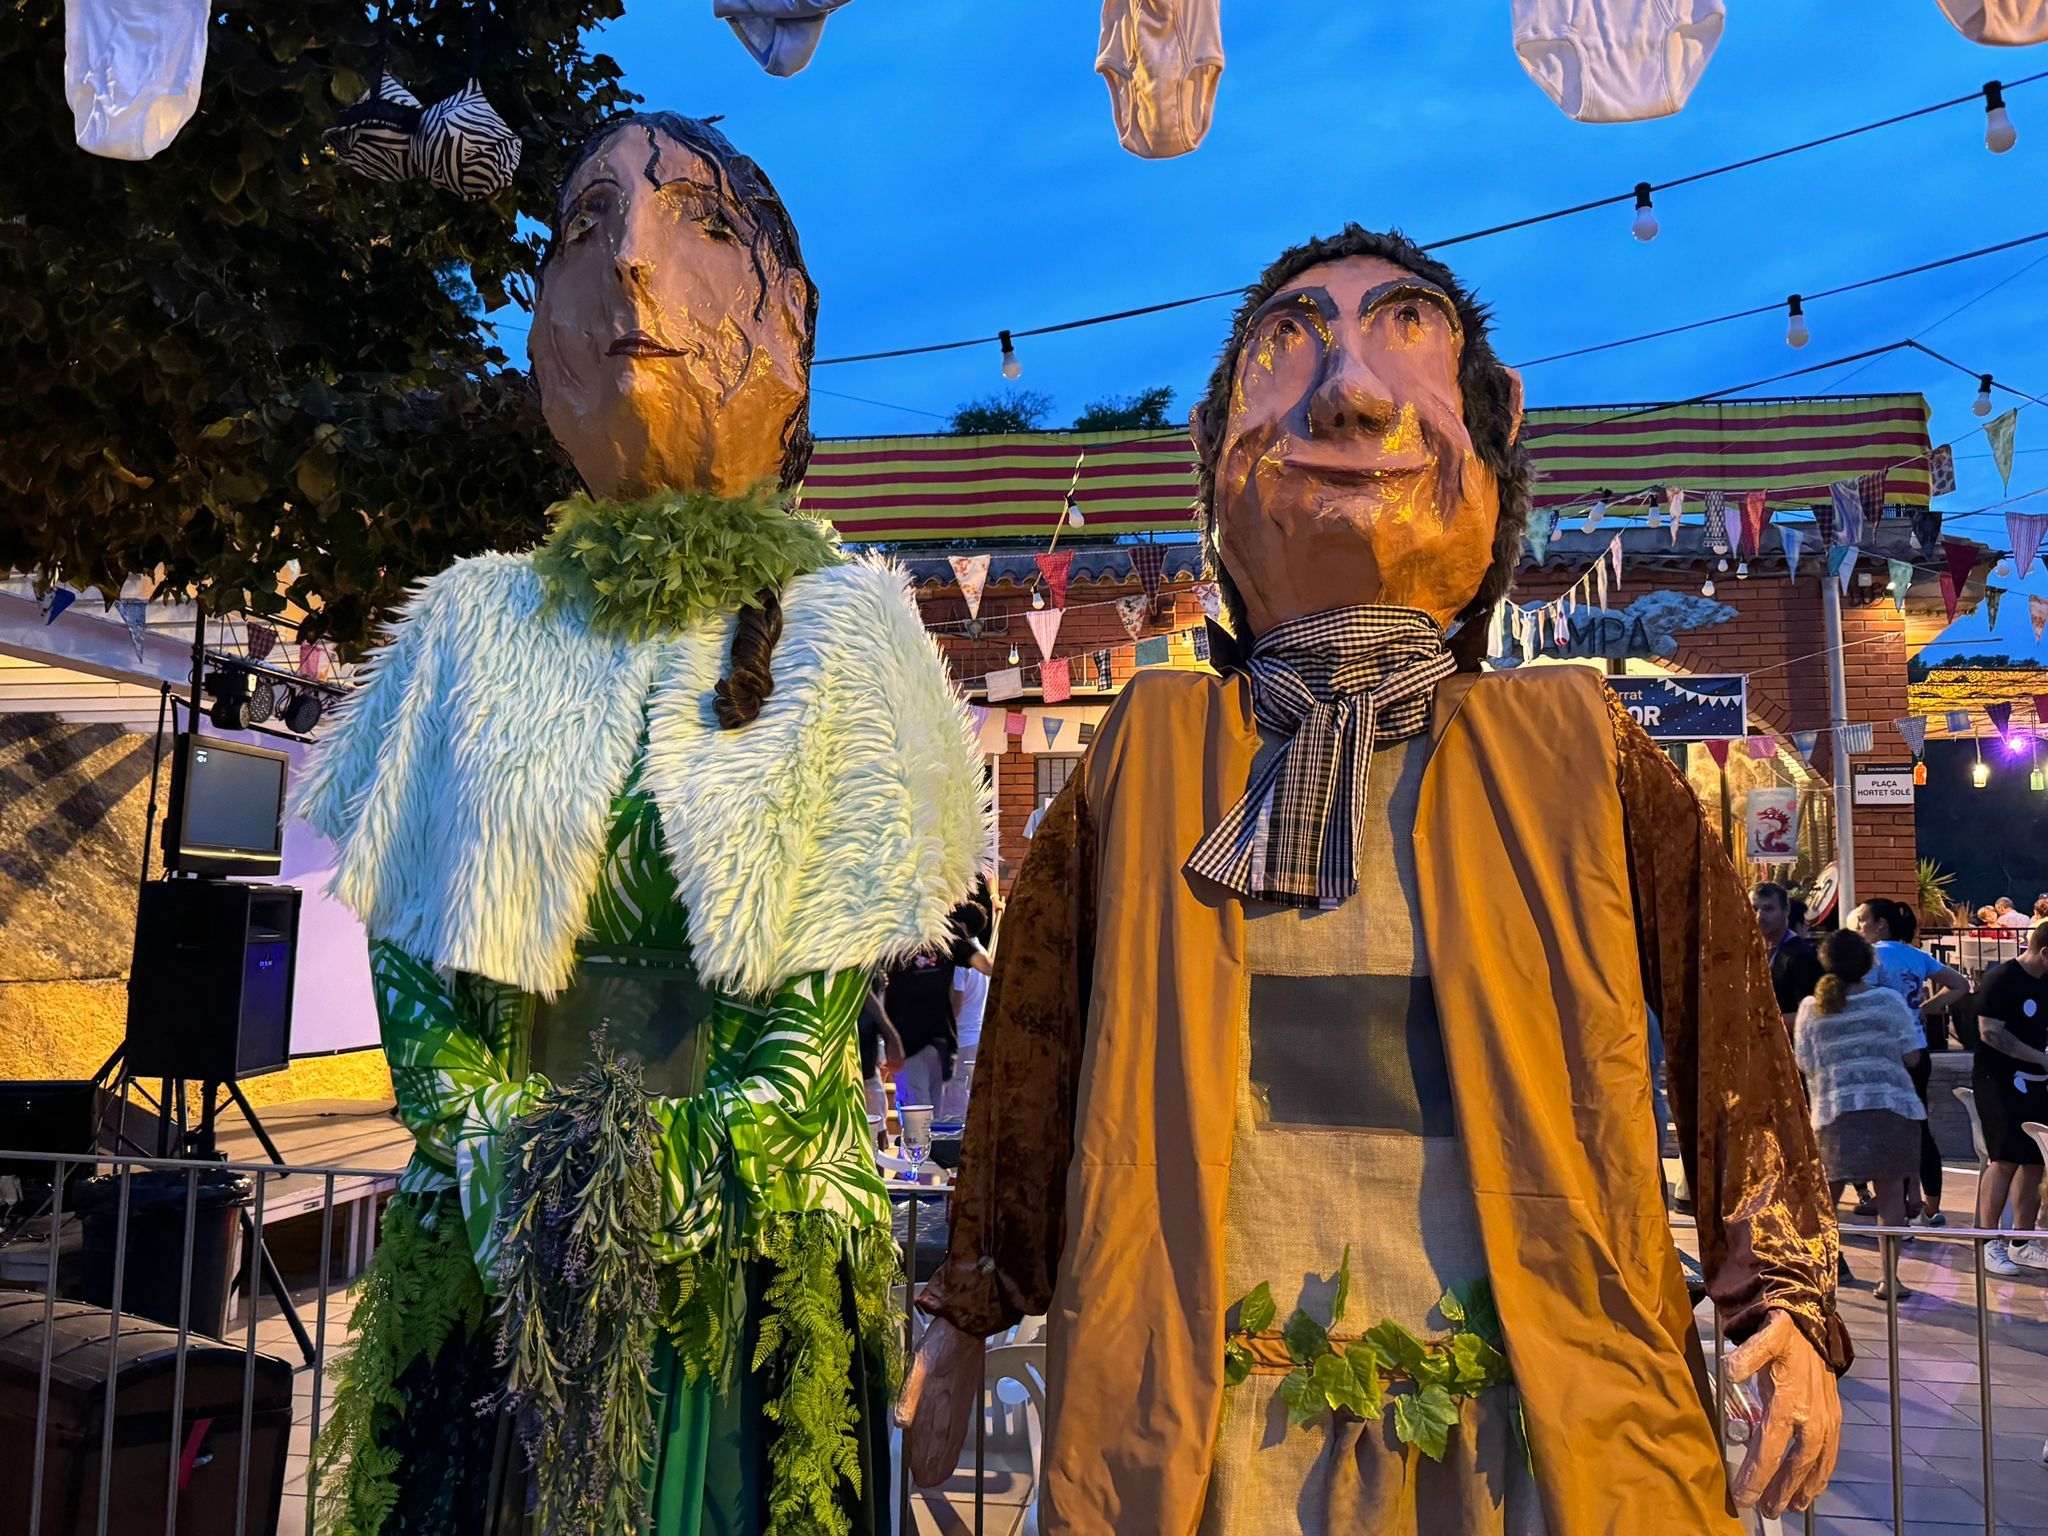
[1207,255,1519,633]
[530,123,811,499]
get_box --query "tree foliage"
[0,2,637,648]
[1072,385,1174,431]
[948,390,1054,435]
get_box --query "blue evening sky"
[531,2,2048,658]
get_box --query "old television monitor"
[163,732,290,876]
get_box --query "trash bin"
[0,1293,291,1536]
[72,1172,251,1339]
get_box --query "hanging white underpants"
[1935,0,2048,45]
[713,0,855,78]
[65,0,210,161]
[1096,0,1224,159]
[1511,0,1725,125]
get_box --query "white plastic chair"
[1953,1086,1990,1172]
[906,1342,1046,1536]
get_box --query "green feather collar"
[533,485,839,639]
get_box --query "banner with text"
[1608,673,1749,741]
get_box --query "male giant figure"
[902,228,1846,1534]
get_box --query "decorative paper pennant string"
[1987,701,2014,740]
[1929,444,1956,497]
[1608,534,1624,587]
[1888,559,1913,613]
[1526,509,1556,562]
[1040,656,1072,703]
[1894,716,1927,756]
[1986,408,2018,490]
[1116,594,1148,638]
[297,642,327,679]
[1781,526,1804,582]
[1026,606,1064,660]
[1828,481,1858,546]
[1044,716,1066,748]
[1838,722,1874,756]
[1703,490,1728,552]
[2010,512,2048,580]
[116,597,150,661]
[1856,469,1886,530]
[1747,733,1777,760]
[2036,695,2048,730]
[1945,710,1974,736]
[1942,540,1976,622]
[1666,486,1686,542]
[987,668,1024,702]
[967,704,989,736]
[1034,551,1073,610]
[1004,709,1028,736]
[1197,580,1223,620]
[1092,648,1112,689]
[1132,543,1165,601]
[1552,603,1569,645]
[245,623,277,661]
[1911,506,1943,557]
[1078,722,1097,746]
[1986,587,2003,632]
[1134,635,1170,667]
[949,554,991,619]
[39,586,76,624]
[1836,547,1860,594]
[1487,602,1507,660]
[2033,594,2048,644]
[1791,730,1819,762]
[1519,608,1538,663]
[1192,628,1212,663]
[1704,739,1731,768]
[1740,490,1769,558]
[1596,558,1610,612]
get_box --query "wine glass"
[900,1104,934,1179]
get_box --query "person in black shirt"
[1753,881,1822,1026]
[1973,923,2048,1276]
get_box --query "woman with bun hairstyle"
[1792,930,1928,1299]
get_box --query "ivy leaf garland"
[1225,1265,1516,1464]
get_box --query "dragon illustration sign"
[1746,786,1801,864]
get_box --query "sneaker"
[1911,1210,1948,1229]
[1852,1196,1879,1217]
[1985,1239,2024,1277]
[1874,1280,1913,1303]
[2011,1240,2048,1271]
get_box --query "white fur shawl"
[291,553,992,999]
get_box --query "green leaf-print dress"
[367,772,895,1536]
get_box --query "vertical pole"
[1884,1232,1903,1533]
[1976,1240,1996,1534]
[1821,573,1856,915]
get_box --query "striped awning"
[800,394,1931,543]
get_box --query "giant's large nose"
[614,197,660,292]
[1306,340,1398,439]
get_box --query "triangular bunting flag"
[1839,722,1874,756]
[1825,545,1849,578]
[1944,540,1976,618]
[1929,444,1956,497]
[1526,509,1556,562]
[1487,602,1507,660]
[1092,648,1112,689]
[1197,581,1223,620]
[1741,490,1770,558]
[39,586,76,624]
[1041,657,1071,704]
[1666,486,1685,542]
[1946,710,1974,736]
[1828,481,1858,545]
[1894,716,1927,756]
[1791,730,1819,762]
[1044,717,1065,748]
[1519,608,1537,663]
[1596,559,1610,612]
[2010,512,2047,579]
[1116,595,1148,638]
[1856,470,1886,529]
[1987,701,2013,740]
[1034,552,1073,609]
[1747,733,1777,760]
[1781,525,1804,582]
[1132,543,1165,601]
[987,669,1024,703]
[1704,739,1731,768]
[1608,534,1624,587]
[116,597,149,661]
[967,704,989,737]
[1704,490,1728,551]
[1986,408,2018,490]
[2033,595,2048,643]
[1026,607,1063,659]
[2036,694,2048,729]
[1911,506,1943,557]
[1940,573,1960,622]
[949,554,991,619]
[1986,587,2003,632]
[1134,635,1170,667]
[245,623,277,662]
[1889,559,1913,613]
[1836,546,1860,594]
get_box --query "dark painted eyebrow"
[1249,286,1337,327]
[1359,278,1462,334]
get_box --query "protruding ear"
[1502,366,1525,447]
[1189,401,1213,466]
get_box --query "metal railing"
[2,1148,2035,1536]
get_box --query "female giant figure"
[301,113,987,1536]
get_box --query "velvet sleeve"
[917,776,1094,1337]
[1611,700,1853,1375]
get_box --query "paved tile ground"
[199,1164,2048,1536]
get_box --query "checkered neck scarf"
[1185,606,1453,909]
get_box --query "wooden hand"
[1727,1310,1841,1518]
[895,1315,984,1487]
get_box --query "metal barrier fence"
[0,1149,2035,1535]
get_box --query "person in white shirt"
[1995,898,2035,929]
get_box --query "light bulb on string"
[1630,183,1658,242]
[1984,81,2017,154]
[1701,577,1716,597]
[1973,374,1995,417]
[999,329,1021,380]
[1737,560,1750,580]
[1718,556,1730,572]
[1007,642,1020,666]
[1065,495,1084,528]
[1972,736,1989,788]
[1785,295,1809,350]
[1031,589,1046,610]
